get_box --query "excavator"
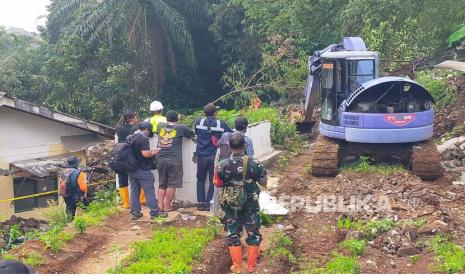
[302,37,442,180]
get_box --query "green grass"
[267,232,297,264]
[39,189,118,253]
[340,156,404,175]
[336,217,396,239]
[410,254,421,264]
[73,189,118,232]
[22,251,45,267]
[428,234,465,273]
[341,239,367,256]
[112,219,221,274]
[309,252,359,274]
[39,225,75,253]
[40,200,68,227]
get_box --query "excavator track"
[411,139,443,180]
[311,135,340,176]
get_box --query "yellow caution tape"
[0,179,115,203]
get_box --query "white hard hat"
[149,101,164,111]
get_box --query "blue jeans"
[129,169,159,216]
[196,155,215,204]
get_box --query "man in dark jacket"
[194,103,232,211]
[115,110,138,209]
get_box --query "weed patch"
[22,251,45,267]
[267,232,296,265]
[39,225,75,253]
[337,217,396,239]
[112,221,220,273]
[340,156,404,175]
[308,252,359,274]
[341,239,367,256]
[428,234,465,273]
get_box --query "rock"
[430,219,448,229]
[366,260,377,267]
[131,225,141,231]
[275,224,285,230]
[407,230,418,242]
[397,244,419,257]
[415,206,435,217]
[390,260,397,268]
[284,224,296,232]
[335,174,344,183]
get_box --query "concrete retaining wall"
[121,121,275,205]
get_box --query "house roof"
[0,92,114,138]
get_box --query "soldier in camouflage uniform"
[217,133,267,273]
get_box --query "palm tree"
[51,0,208,92]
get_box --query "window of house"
[13,177,58,213]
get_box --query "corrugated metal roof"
[11,154,71,178]
[0,92,114,138]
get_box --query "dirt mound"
[270,150,465,273]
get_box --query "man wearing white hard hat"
[148,101,167,133]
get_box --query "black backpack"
[109,134,139,173]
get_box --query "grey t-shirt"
[157,122,195,160]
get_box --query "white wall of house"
[0,107,91,218]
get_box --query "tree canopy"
[0,0,464,125]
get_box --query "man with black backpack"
[59,156,88,221]
[216,134,267,273]
[127,121,167,220]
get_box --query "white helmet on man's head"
[150,101,164,111]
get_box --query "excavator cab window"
[348,59,375,92]
[321,61,337,124]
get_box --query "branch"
[212,84,271,104]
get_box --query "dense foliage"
[0,0,464,125]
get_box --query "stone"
[131,225,141,231]
[284,224,296,232]
[397,244,419,257]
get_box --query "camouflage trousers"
[222,195,262,246]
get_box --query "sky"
[0,0,51,32]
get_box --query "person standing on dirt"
[218,117,254,159]
[59,156,88,221]
[194,103,232,211]
[216,133,267,273]
[128,121,167,220]
[156,110,195,212]
[115,110,138,209]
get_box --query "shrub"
[39,226,74,253]
[341,239,367,256]
[40,200,68,227]
[428,234,465,273]
[416,70,457,109]
[73,217,88,233]
[267,232,297,264]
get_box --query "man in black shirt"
[157,110,195,212]
[115,110,137,209]
[128,121,167,220]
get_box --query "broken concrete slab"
[259,191,288,216]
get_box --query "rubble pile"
[0,216,49,249]
[85,140,115,182]
[437,136,465,172]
